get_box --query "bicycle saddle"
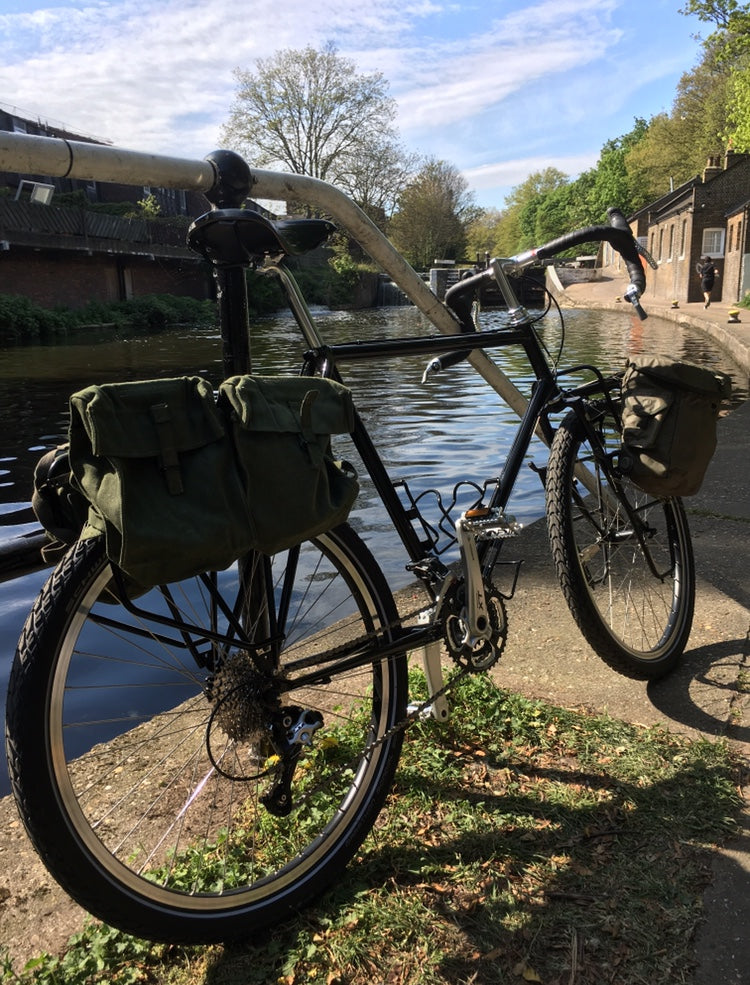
[187,209,336,266]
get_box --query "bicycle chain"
[283,644,473,813]
[251,586,504,812]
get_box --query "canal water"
[1,304,748,794]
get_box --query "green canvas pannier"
[618,356,732,497]
[69,376,254,588]
[67,374,359,588]
[218,375,359,556]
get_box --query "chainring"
[442,582,508,671]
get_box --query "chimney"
[702,155,723,182]
[724,147,746,170]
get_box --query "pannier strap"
[299,390,323,466]
[150,402,184,495]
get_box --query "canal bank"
[0,290,748,975]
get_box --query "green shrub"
[245,269,286,315]
[0,294,74,341]
[0,293,216,343]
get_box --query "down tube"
[488,375,556,514]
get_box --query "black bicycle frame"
[290,314,563,592]
[90,246,639,694]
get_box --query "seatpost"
[203,150,255,377]
[214,268,251,378]
[200,151,271,648]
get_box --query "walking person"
[696,256,719,307]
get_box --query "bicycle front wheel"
[545,408,694,679]
[6,525,407,944]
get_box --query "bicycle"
[5,155,695,944]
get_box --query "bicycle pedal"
[461,506,522,539]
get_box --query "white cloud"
[0,0,452,155]
[463,152,598,190]
[0,0,701,203]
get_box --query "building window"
[667,224,674,261]
[701,227,725,257]
[679,219,687,259]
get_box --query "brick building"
[600,151,750,305]
[0,105,212,307]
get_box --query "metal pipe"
[0,131,529,415]
[0,131,216,191]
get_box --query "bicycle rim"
[7,527,407,943]
[546,409,694,678]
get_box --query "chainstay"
[288,652,473,812]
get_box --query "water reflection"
[0,304,747,795]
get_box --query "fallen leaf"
[513,960,543,981]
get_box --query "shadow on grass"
[203,704,742,985]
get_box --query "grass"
[1,672,743,985]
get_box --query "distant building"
[600,151,750,305]
[0,104,212,308]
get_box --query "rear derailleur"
[206,654,323,816]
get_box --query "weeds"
[1,674,742,985]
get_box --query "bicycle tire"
[5,526,407,944]
[545,407,694,679]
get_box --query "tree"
[495,168,569,254]
[585,120,649,219]
[726,64,750,149]
[680,1,750,150]
[680,0,750,57]
[335,136,419,222]
[466,208,504,261]
[623,47,733,201]
[221,43,412,217]
[388,159,479,269]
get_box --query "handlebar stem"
[489,259,531,324]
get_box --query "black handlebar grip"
[606,208,645,294]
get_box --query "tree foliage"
[680,1,750,150]
[622,46,733,205]
[727,64,750,148]
[388,159,479,268]
[221,43,413,218]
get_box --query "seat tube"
[216,265,252,377]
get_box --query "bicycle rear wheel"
[546,407,694,679]
[5,525,407,944]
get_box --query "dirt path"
[0,792,88,969]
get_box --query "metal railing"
[0,198,189,251]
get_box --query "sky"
[0,0,708,209]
